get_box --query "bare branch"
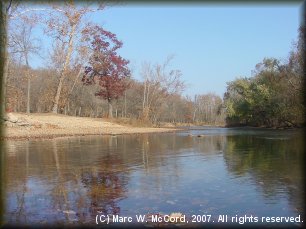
[9,8,49,20]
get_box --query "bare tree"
[44,1,104,113]
[1,0,46,116]
[141,56,185,122]
[9,23,40,113]
[193,93,225,125]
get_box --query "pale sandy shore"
[1,113,179,140]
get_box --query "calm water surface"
[3,127,304,226]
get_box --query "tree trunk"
[62,67,83,111]
[96,106,99,118]
[25,55,30,114]
[108,100,113,118]
[0,4,8,224]
[51,23,77,113]
[78,106,81,116]
[0,6,8,118]
[26,77,31,113]
[142,106,149,121]
[193,108,197,123]
[124,91,126,118]
[142,80,146,110]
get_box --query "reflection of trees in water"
[5,137,131,224]
[191,135,225,155]
[49,138,130,222]
[136,134,191,192]
[16,141,29,223]
[142,134,149,170]
[51,140,73,222]
[80,154,129,217]
[4,133,228,224]
[4,141,30,223]
[4,131,304,224]
[223,133,304,213]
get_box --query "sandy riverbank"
[1,113,179,140]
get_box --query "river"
[2,127,304,227]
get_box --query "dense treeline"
[5,59,225,125]
[224,27,304,128]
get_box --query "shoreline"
[1,130,179,141]
[1,113,181,141]
[2,113,300,141]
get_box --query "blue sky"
[30,3,302,97]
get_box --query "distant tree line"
[224,27,304,128]
[5,58,225,125]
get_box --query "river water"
[2,127,304,227]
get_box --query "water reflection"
[223,132,304,214]
[3,129,304,226]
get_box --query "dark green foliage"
[224,29,304,128]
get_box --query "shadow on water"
[2,128,304,226]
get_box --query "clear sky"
[30,3,302,98]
